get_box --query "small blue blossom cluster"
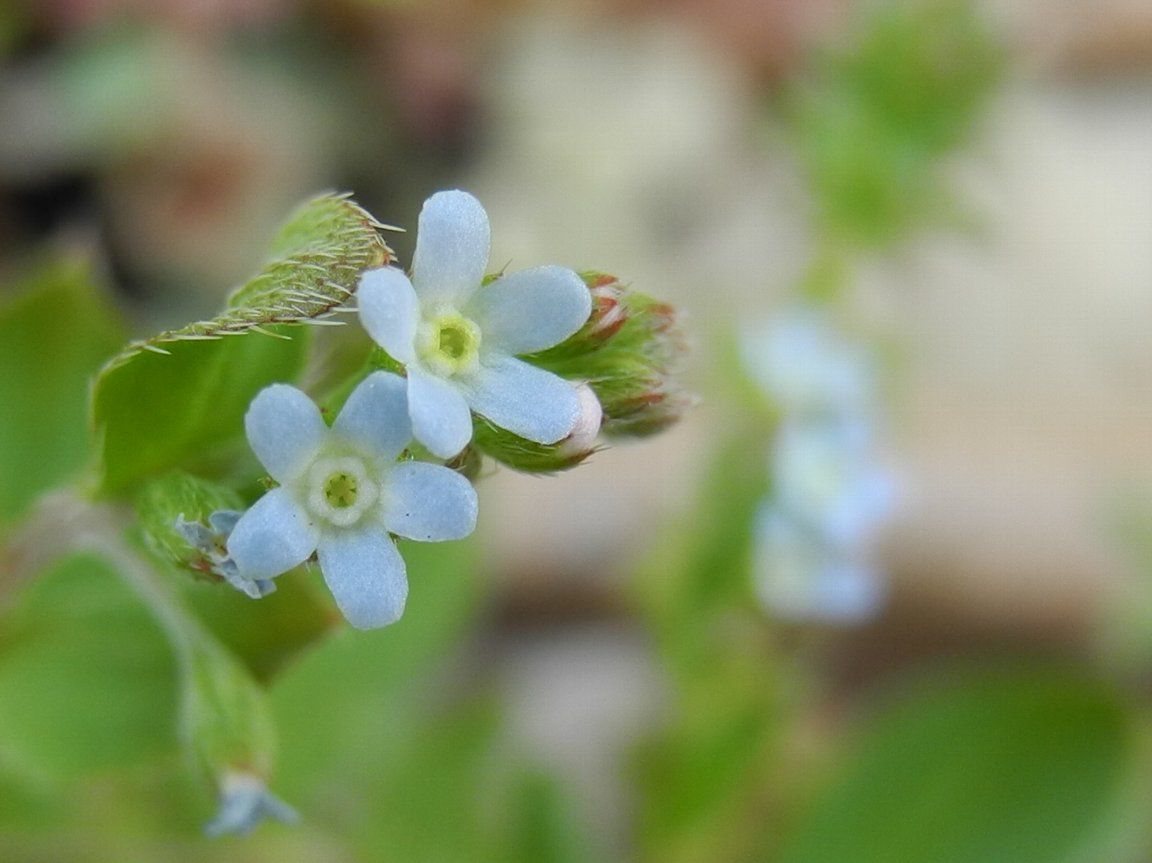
[180,191,599,630]
[744,310,896,624]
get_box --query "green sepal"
[471,417,596,475]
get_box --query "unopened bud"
[136,472,243,577]
[181,630,291,837]
[472,383,603,473]
[521,275,692,438]
[584,273,629,342]
[601,383,696,438]
[206,771,297,837]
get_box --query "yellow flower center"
[418,311,481,377]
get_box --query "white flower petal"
[464,356,580,444]
[466,266,591,355]
[382,462,478,542]
[227,489,319,581]
[333,371,412,460]
[245,384,327,482]
[357,267,419,363]
[317,525,408,629]
[410,190,490,305]
[407,367,473,458]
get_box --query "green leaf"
[776,667,1141,863]
[91,194,392,495]
[92,328,307,495]
[181,570,337,684]
[0,554,178,781]
[0,259,125,525]
[270,538,486,804]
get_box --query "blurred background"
[2,0,1152,860]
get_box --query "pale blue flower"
[357,190,592,458]
[754,504,885,623]
[205,771,297,837]
[226,371,478,629]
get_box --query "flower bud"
[583,273,629,342]
[136,472,244,578]
[600,383,697,438]
[472,382,603,473]
[528,286,692,439]
[205,770,297,837]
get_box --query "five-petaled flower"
[357,190,592,458]
[226,371,478,629]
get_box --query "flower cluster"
[745,310,895,623]
[194,191,617,630]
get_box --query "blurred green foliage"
[791,0,1002,251]
[633,381,789,863]
[776,667,1146,863]
[0,260,124,525]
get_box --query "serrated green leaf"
[776,667,1141,863]
[0,259,125,525]
[91,194,392,495]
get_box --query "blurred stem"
[0,490,197,651]
[797,241,851,307]
[0,490,101,612]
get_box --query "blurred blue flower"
[205,771,297,837]
[754,504,886,623]
[744,309,897,624]
[742,310,874,415]
[357,190,591,458]
[772,417,896,547]
[227,371,478,629]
